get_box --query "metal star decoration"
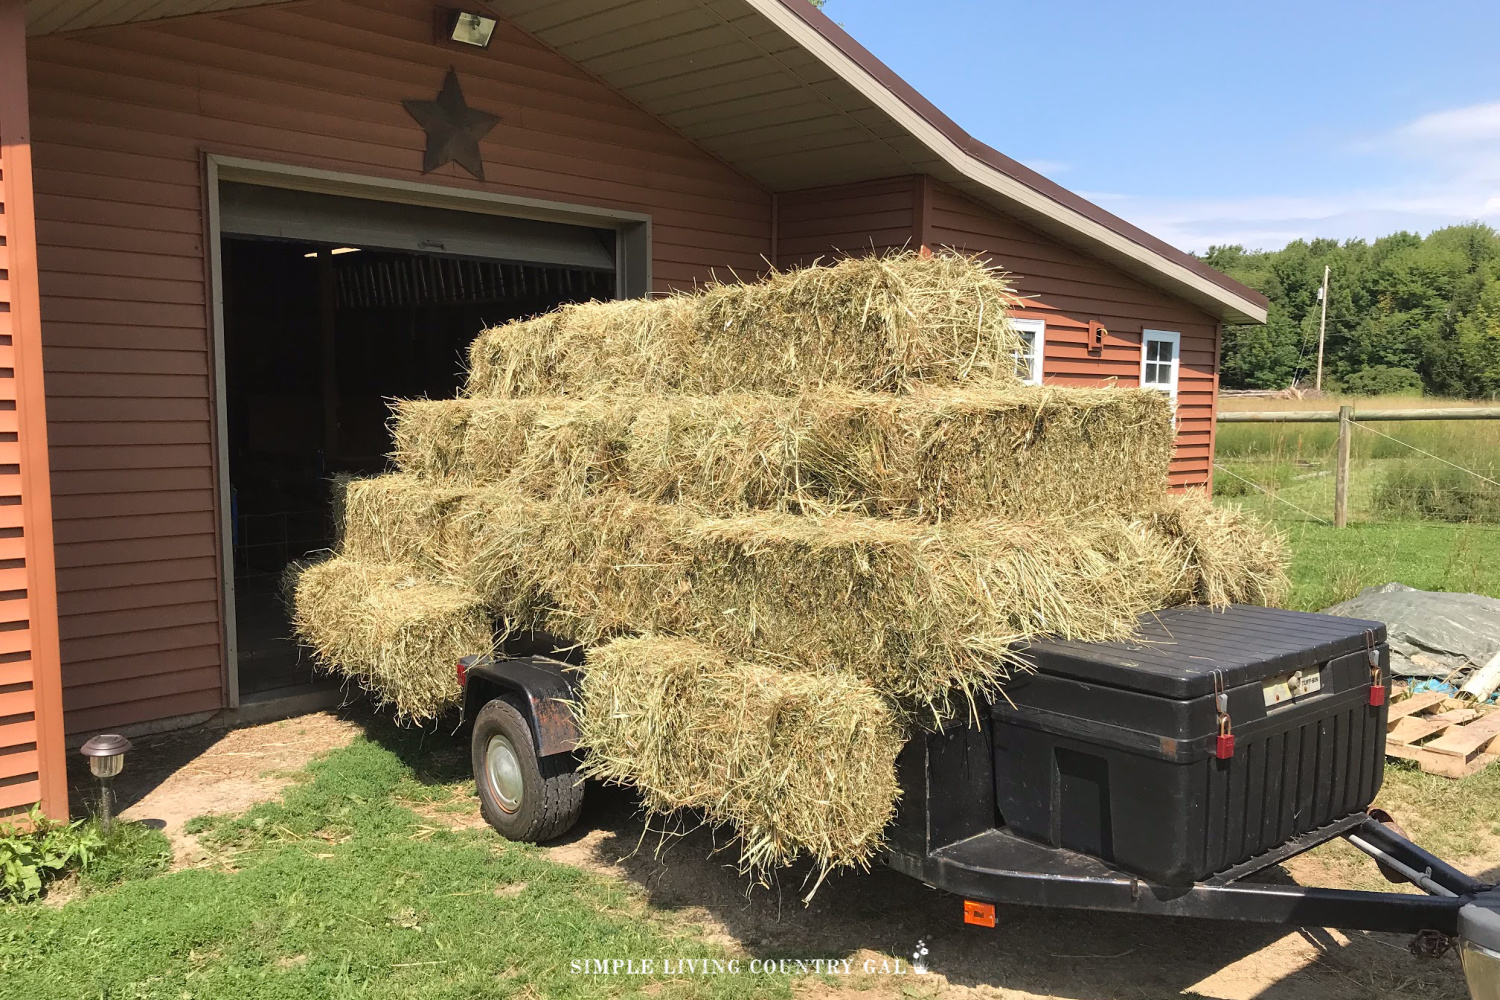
[402,68,500,180]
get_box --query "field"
[1214,394,1500,610]
[1214,393,1500,529]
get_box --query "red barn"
[0,0,1267,819]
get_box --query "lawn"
[0,733,799,1000]
[1271,519,1500,611]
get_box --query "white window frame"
[1012,317,1046,386]
[1140,329,1181,399]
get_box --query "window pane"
[1157,340,1174,363]
[1146,340,1160,362]
[1013,330,1038,381]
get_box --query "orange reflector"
[962,900,996,927]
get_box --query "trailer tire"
[472,698,583,843]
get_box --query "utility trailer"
[454,605,1500,998]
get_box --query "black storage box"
[992,605,1390,884]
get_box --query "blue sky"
[822,0,1500,253]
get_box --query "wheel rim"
[485,734,524,814]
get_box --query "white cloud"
[1090,100,1500,253]
[1395,101,1500,147]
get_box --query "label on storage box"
[1262,667,1322,707]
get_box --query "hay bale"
[290,557,493,721]
[339,476,479,582]
[464,252,1023,398]
[1152,491,1290,607]
[340,477,1179,715]
[575,635,905,878]
[391,384,1173,519]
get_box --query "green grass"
[0,734,797,1000]
[1271,518,1500,610]
[76,820,173,892]
[1216,394,1500,466]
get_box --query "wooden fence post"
[1334,405,1352,528]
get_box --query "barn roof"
[22,0,1269,323]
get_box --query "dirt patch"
[66,711,363,866]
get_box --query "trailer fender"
[460,654,580,758]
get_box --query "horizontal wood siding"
[928,182,1218,489]
[0,0,68,820]
[26,0,771,733]
[775,177,915,269]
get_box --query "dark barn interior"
[220,234,614,695]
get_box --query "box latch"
[1214,670,1235,759]
[1366,629,1386,707]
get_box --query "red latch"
[1213,670,1234,759]
[1365,629,1385,707]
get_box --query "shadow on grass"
[357,712,1469,999]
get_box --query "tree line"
[1201,224,1500,398]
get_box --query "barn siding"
[776,176,917,268]
[23,1,1227,741]
[25,0,772,733]
[926,182,1219,489]
[774,177,1220,489]
[0,0,68,820]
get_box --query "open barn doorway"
[216,181,622,701]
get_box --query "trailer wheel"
[471,698,583,843]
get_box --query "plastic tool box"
[992,605,1390,884]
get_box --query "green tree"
[1200,224,1500,398]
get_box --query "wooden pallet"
[1386,689,1500,779]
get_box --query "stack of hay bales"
[292,251,1287,881]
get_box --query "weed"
[77,822,172,891]
[1372,465,1500,522]
[0,809,103,902]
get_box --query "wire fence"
[1213,407,1500,528]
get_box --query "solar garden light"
[79,734,132,833]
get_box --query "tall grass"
[1372,465,1500,523]
[1215,394,1500,468]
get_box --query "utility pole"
[1314,264,1330,392]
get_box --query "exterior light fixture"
[79,734,132,833]
[449,10,496,48]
